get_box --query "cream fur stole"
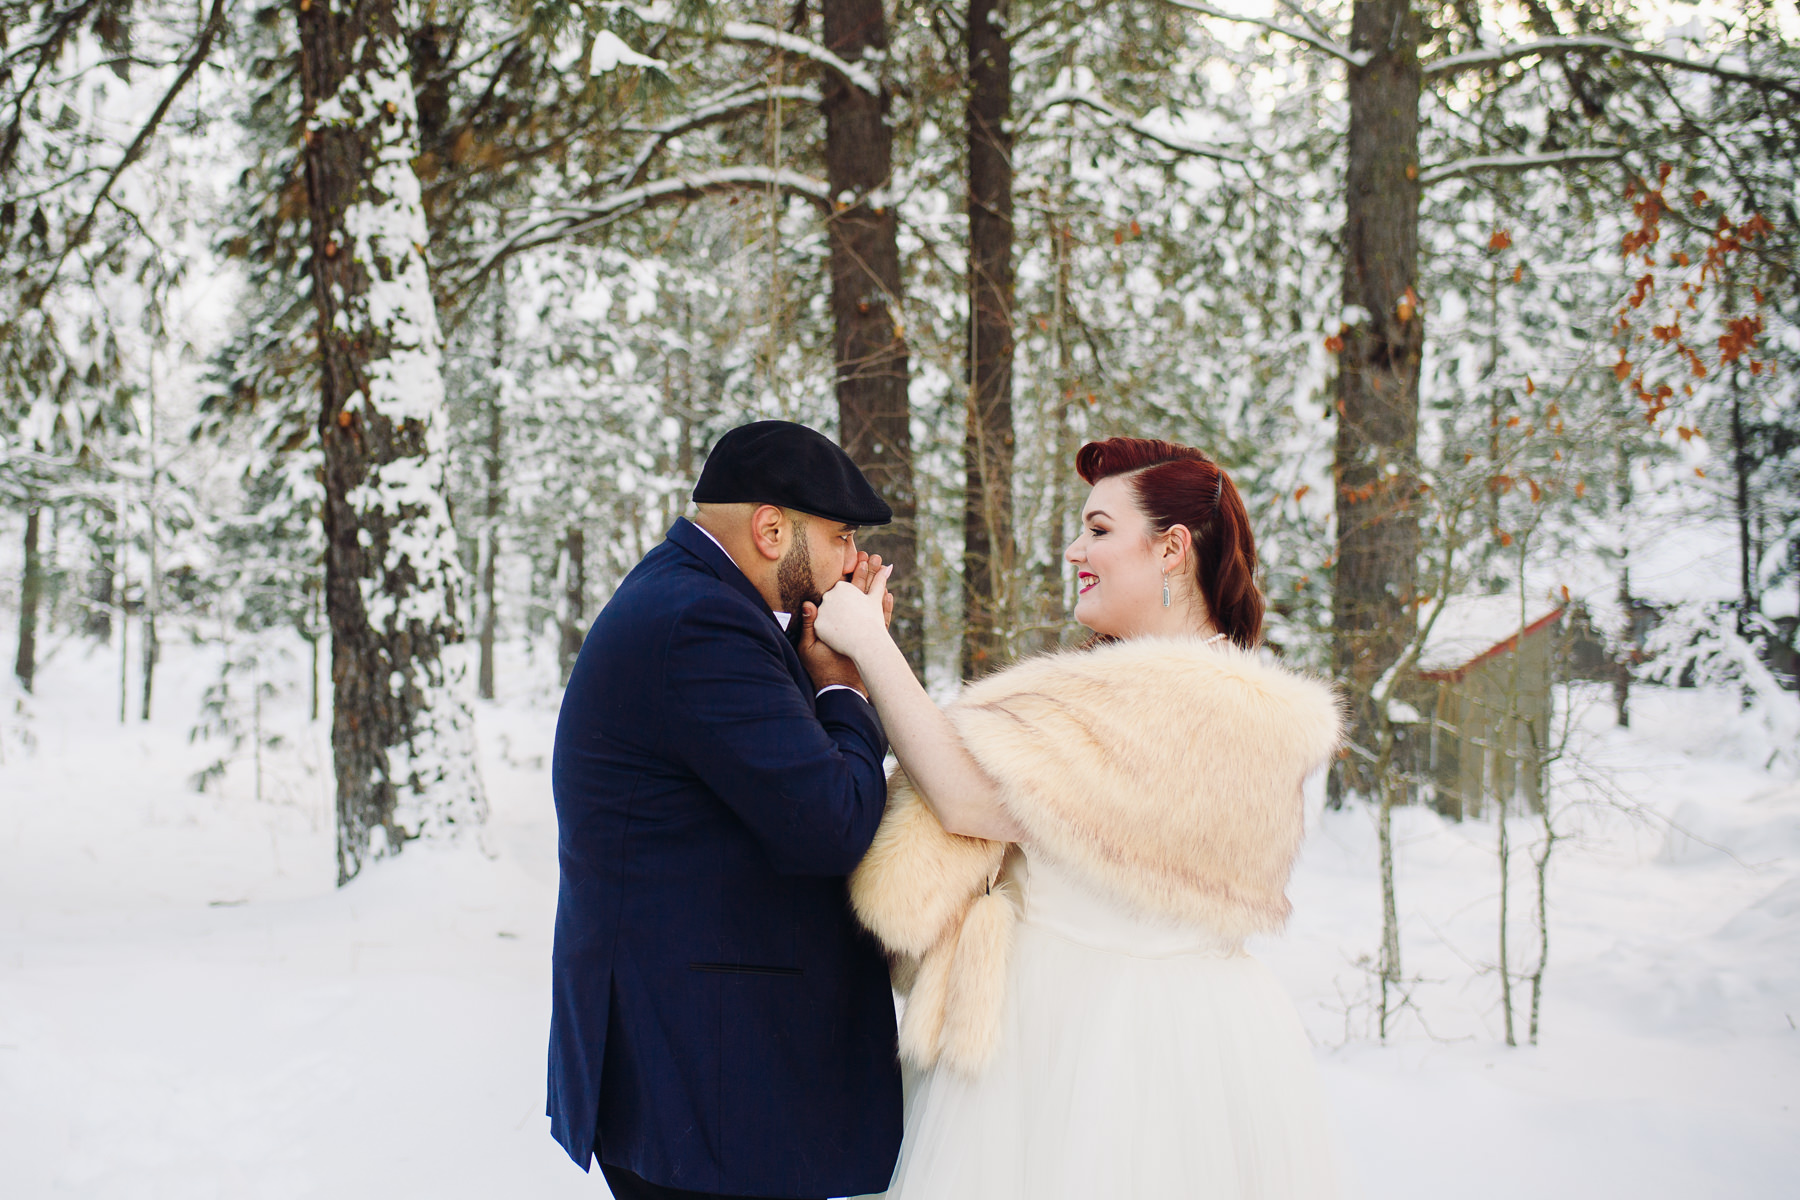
[849,637,1343,1076]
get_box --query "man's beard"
[776,534,823,621]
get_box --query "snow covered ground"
[2,630,1796,1198]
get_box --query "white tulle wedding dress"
[878,847,1341,1200]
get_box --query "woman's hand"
[809,565,894,662]
[810,561,1024,843]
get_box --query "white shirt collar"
[691,521,791,629]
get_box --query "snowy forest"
[3,0,1798,1195]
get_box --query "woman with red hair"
[812,438,1343,1198]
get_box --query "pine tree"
[823,0,921,670]
[297,0,486,883]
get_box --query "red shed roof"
[1416,596,1567,685]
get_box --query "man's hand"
[797,603,866,694]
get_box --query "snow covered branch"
[1161,0,1369,68]
[471,167,831,280]
[617,84,820,188]
[1417,148,1623,187]
[589,29,667,74]
[1026,91,1246,163]
[719,21,879,95]
[1271,0,1339,44]
[28,0,228,303]
[1425,37,1800,98]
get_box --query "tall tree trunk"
[14,506,40,693]
[476,402,500,700]
[677,294,697,488]
[962,0,1016,679]
[1496,740,1515,1043]
[140,560,158,720]
[1723,275,1758,641]
[299,0,486,885]
[558,527,586,686]
[1333,0,1423,793]
[477,296,504,702]
[1527,807,1556,1044]
[116,487,128,725]
[1730,368,1756,640]
[1375,769,1403,1039]
[86,530,113,640]
[141,369,160,721]
[822,0,921,672]
[1614,444,1633,727]
[1038,204,1075,652]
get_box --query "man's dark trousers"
[547,518,902,1198]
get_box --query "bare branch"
[29,0,228,303]
[718,21,879,95]
[1272,0,1338,42]
[468,166,832,283]
[617,84,820,188]
[1417,147,1623,187]
[2,0,104,176]
[1024,90,1247,163]
[1425,36,1800,98]
[1162,0,1370,68]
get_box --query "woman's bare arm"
[807,574,1024,842]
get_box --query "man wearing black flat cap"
[548,421,904,1200]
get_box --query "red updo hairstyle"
[1075,437,1264,649]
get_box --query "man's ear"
[749,504,788,562]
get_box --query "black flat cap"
[693,421,893,526]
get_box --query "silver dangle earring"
[1162,571,1171,608]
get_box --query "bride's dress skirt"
[881,851,1340,1200]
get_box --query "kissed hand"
[810,564,894,662]
[797,553,893,691]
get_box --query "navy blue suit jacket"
[547,518,902,1197]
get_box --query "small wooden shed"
[1413,596,1566,820]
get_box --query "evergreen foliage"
[3,1,1795,909]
